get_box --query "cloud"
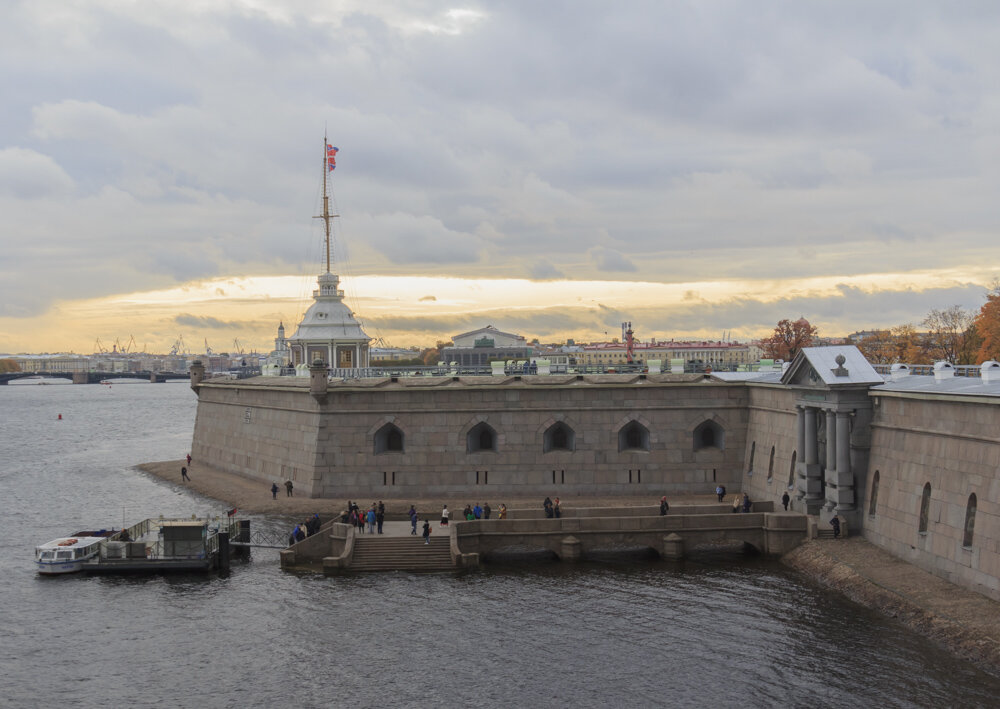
[418,295,436,302]
[590,248,636,273]
[0,148,74,199]
[174,314,241,329]
[528,260,564,280]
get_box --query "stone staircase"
[350,535,455,571]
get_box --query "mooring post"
[661,533,684,560]
[218,531,230,572]
[560,535,582,562]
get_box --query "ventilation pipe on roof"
[981,360,1000,384]
[933,361,955,382]
[890,363,910,381]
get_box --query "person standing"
[181,466,190,482]
[732,494,742,513]
[742,493,752,513]
[498,504,507,519]
[186,453,192,466]
[554,497,561,518]
[376,506,385,534]
[366,507,376,534]
[271,482,279,499]
[543,497,554,518]
[781,491,790,511]
[422,520,431,544]
[483,502,491,520]
[830,516,842,538]
[659,496,669,515]
[285,480,294,497]
[409,506,418,535]
[441,505,449,526]
[473,502,482,520]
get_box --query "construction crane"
[204,338,213,356]
[233,338,245,355]
[93,338,108,354]
[169,335,189,356]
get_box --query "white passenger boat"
[35,530,119,574]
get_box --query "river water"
[1,380,998,708]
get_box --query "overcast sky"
[2,1,999,354]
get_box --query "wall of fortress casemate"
[189,373,752,499]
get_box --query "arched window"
[693,420,725,451]
[373,423,404,454]
[919,482,931,534]
[788,451,797,488]
[767,446,775,483]
[618,421,649,452]
[868,470,880,517]
[748,441,756,473]
[467,422,497,453]
[543,422,575,453]
[963,493,977,548]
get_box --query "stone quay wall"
[864,390,1000,601]
[190,373,748,499]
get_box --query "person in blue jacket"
[409,506,418,535]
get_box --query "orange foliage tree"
[760,318,818,361]
[974,281,1000,363]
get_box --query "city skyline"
[2,2,999,353]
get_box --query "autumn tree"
[760,318,818,361]
[855,330,894,364]
[420,340,453,365]
[0,359,20,373]
[922,305,975,364]
[974,281,1000,363]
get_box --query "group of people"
[543,497,561,518]
[345,501,386,534]
[288,513,322,545]
[440,503,508,525]
[270,480,294,499]
[732,492,753,513]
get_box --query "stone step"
[351,536,454,571]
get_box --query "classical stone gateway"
[189,347,1000,601]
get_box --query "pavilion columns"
[824,410,856,512]
[795,405,825,514]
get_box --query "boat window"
[56,551,73,559]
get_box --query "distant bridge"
[0,371,191,385]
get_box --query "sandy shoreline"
[136,458,715,517]
[783,538,1000,676]
[138,458,1000,675]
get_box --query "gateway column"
[796,405,824,514]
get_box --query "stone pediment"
[780,345,882,389]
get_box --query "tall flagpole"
[314,136,338,274]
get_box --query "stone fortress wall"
[191,371,750,499]
[864,390,1000,600]
[188,352,1000,601]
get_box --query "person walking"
[732,494,742,513]
[441,505,449,526]
[285,480,294,497]
[422,520,431,544]
[830,515,842,539]
[781,491,790,511]
[409,505,418,535]
[181,466,190,482]
[271,482,279,499]
[186,453,192,466]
